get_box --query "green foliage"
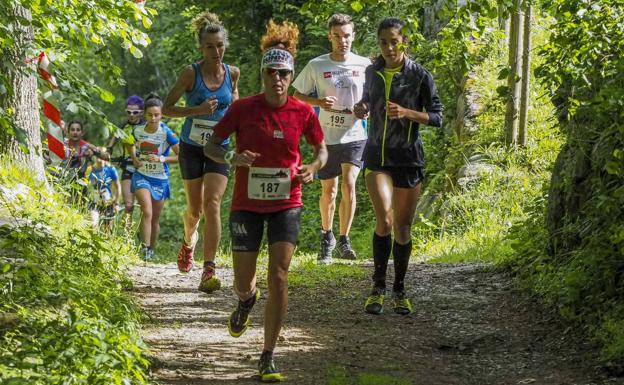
[289,259,367,288]
[494,0,624,361]
[0,159,148,384]
[0,0,153,146]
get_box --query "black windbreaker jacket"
[360,56,443,168]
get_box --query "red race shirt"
[213,94,324,213]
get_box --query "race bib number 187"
[247,167,291,200]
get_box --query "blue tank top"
[181,62,232,146]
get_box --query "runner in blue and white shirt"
[88,149,120,234]
[130,94,180,260]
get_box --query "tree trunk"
[504,0,523,146]
[518,0,532,147]
[0,5,46,181]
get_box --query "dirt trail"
[130,262,621,385]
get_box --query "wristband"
[224,150,235,165]
[159,155,166,163]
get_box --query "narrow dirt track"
[130,262,621,385]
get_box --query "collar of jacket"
[370,54,416,73]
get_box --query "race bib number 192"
[189,119,217,145]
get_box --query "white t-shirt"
[293,53,371,145]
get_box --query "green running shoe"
[227,289,260,338]
[364,287,385,315]
[258,352,283,383]
[393,291,413,315]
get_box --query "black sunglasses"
[265,68,292,78]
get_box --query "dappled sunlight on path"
[130,264,326,384]
[130,262,618,385]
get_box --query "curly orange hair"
[260,19,299,57]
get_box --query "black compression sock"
[372,232,392,289]
[241,289,257,308]
[392,240,412,293]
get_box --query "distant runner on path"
[163,11,240,293]
[107,95,146,231]
[293,13,371,264]
[87,148,121,234]
[354,17,443,316]
[204,19,327,383]
[130,94,180,261]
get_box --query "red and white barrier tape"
[37,51,65,163]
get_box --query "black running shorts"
[365,165,424,189]
[121,168,134,181]
[317,140,366,180]
[229,207,302,252]
[179,140,230,180]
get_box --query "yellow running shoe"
[392,291,413,315]
[258,352,283,383]
[364,287,385,315]
[227,289,260,338]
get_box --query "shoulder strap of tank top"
[191,62,202,93]
[224,64,232,90]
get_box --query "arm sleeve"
[291,62,316,95]
[212,100,240,140]
[165,125,180,145]
[421,70,443,128]
[109,167,119,182]
[359,67,372,105]
[303,107,324,146]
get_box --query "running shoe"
[177,243,194,273]
[364,287,385,315]
[336,235,357,260]
[141,245,153,261]
[258,352,283,383]
[198,263,221,293]
[317,230,335,264]
[228,289,260,338]
[393,291,413,315]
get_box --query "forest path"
[130,262,619,385]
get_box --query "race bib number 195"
[320,106,356,131]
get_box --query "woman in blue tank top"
[163,11,240,292]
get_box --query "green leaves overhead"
[0,0,153,137]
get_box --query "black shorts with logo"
[365,165,424,189]
[229,207,302,252]
[179,140,230,180]
[317,140,366,180]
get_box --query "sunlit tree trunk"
[0,5,46,181]
[518,0,532,147]
[504,0,523,145]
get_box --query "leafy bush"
[0,159,148,384]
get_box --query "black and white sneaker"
[336,235,357,260]
[317,230,335,264]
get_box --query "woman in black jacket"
[354,17,443,316]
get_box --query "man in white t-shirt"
[293,14,371,264]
